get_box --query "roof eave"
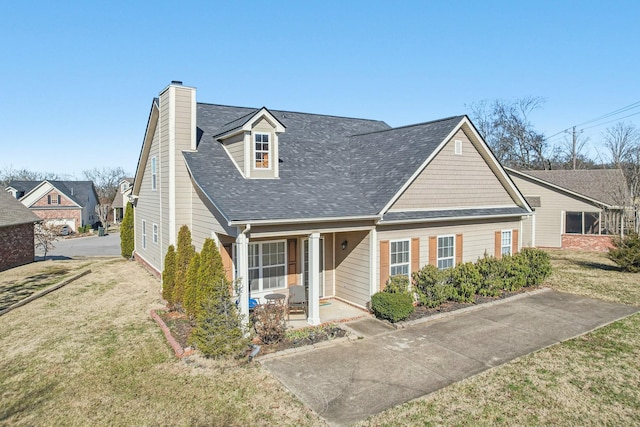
[379,212,532,226]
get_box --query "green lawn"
[1,251,638,426]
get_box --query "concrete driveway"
[37,231,121,258]
[262,290,639,426]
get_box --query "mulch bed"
[406,286,539,322]
[156,310,347,356]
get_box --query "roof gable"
[9,180,96,208]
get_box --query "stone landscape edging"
[150,308,194,359]
[0,269,91,317]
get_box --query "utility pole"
[572,126,577,170]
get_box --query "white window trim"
[437,235,455,270]
[248,240,287,293]
[151,157,157,191]
[142,220,147,249]
[389,239,411,279]
[253,132,272,170]
[501,230,512,256]
[153,223,158,244]
[454,139,462,155]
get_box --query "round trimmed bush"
[371,291,414,323]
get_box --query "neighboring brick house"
[0,189,40,272]
[506,168,630,251]
[112,178,134,223]
[6,180,99,232]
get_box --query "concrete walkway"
[262,290,639,426]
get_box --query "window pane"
[565,212,582,234]
[584,212,599,234]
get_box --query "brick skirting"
[561,234,615,252]
[134,252,162,279]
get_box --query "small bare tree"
[34,223,58,260]
[83,166,127,232]
[604,122,640,233]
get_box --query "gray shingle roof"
[516,169,628,207]
[186,104,469,222]
[382,207,529,223]
[186,104,391,221]
[0,190,40,227]
[8,180,97,208]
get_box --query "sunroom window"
[565,212,600,234]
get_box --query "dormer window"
[255,133,270,169]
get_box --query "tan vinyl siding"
[378,218,522,267]
[510,174,601,248]
[190,183,233,250]
[334,231,370,307]
[173,86,194,235]
[159,88,171,254]
[391,129,516,210]
[135,119,163,272]
[224,133,245,174]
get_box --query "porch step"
[343,318,394,338]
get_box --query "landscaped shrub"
[195,238,228,318]
[252,303,287,343]
[385,275,410,293]
[501,254,531,291]
[475,254,503,297]
[412,264,454,308]
[371,291,414,323]
[450,262,482,303]
[183,252,201,318]
[173,225,194,308]
[608,232,640,272]
[120,202,134,258]
[519,248,552,285]
[162,245,176,306]
[188,293,249,358]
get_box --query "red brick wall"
[0,223,35,272]
[32,209,82,231]
[561,234,615,252]
[32,190,76,207]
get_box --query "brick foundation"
[0,223,35,272]
[134,251,162,280]
[561,234,614,252]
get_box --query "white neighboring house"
[112,178,134,223]
[5,180,99,232]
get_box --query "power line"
[545,100,640,140]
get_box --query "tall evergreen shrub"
[162,245,177,306]
[173,225,194,308]
[120,202,134,258]
[196,238,228,313]
[183,252,201,318]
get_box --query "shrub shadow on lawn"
[574,260,622,272]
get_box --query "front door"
[303,238,324,298]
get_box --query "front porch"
[285,298,370,330]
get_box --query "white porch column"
[235,231,250,326]
[307,232,321,326]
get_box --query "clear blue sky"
[1,1,638,177]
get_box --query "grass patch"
[358,249,640,426]
[0,259,323,426]
[0,260,90,311]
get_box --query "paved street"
[37,231,121,258]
